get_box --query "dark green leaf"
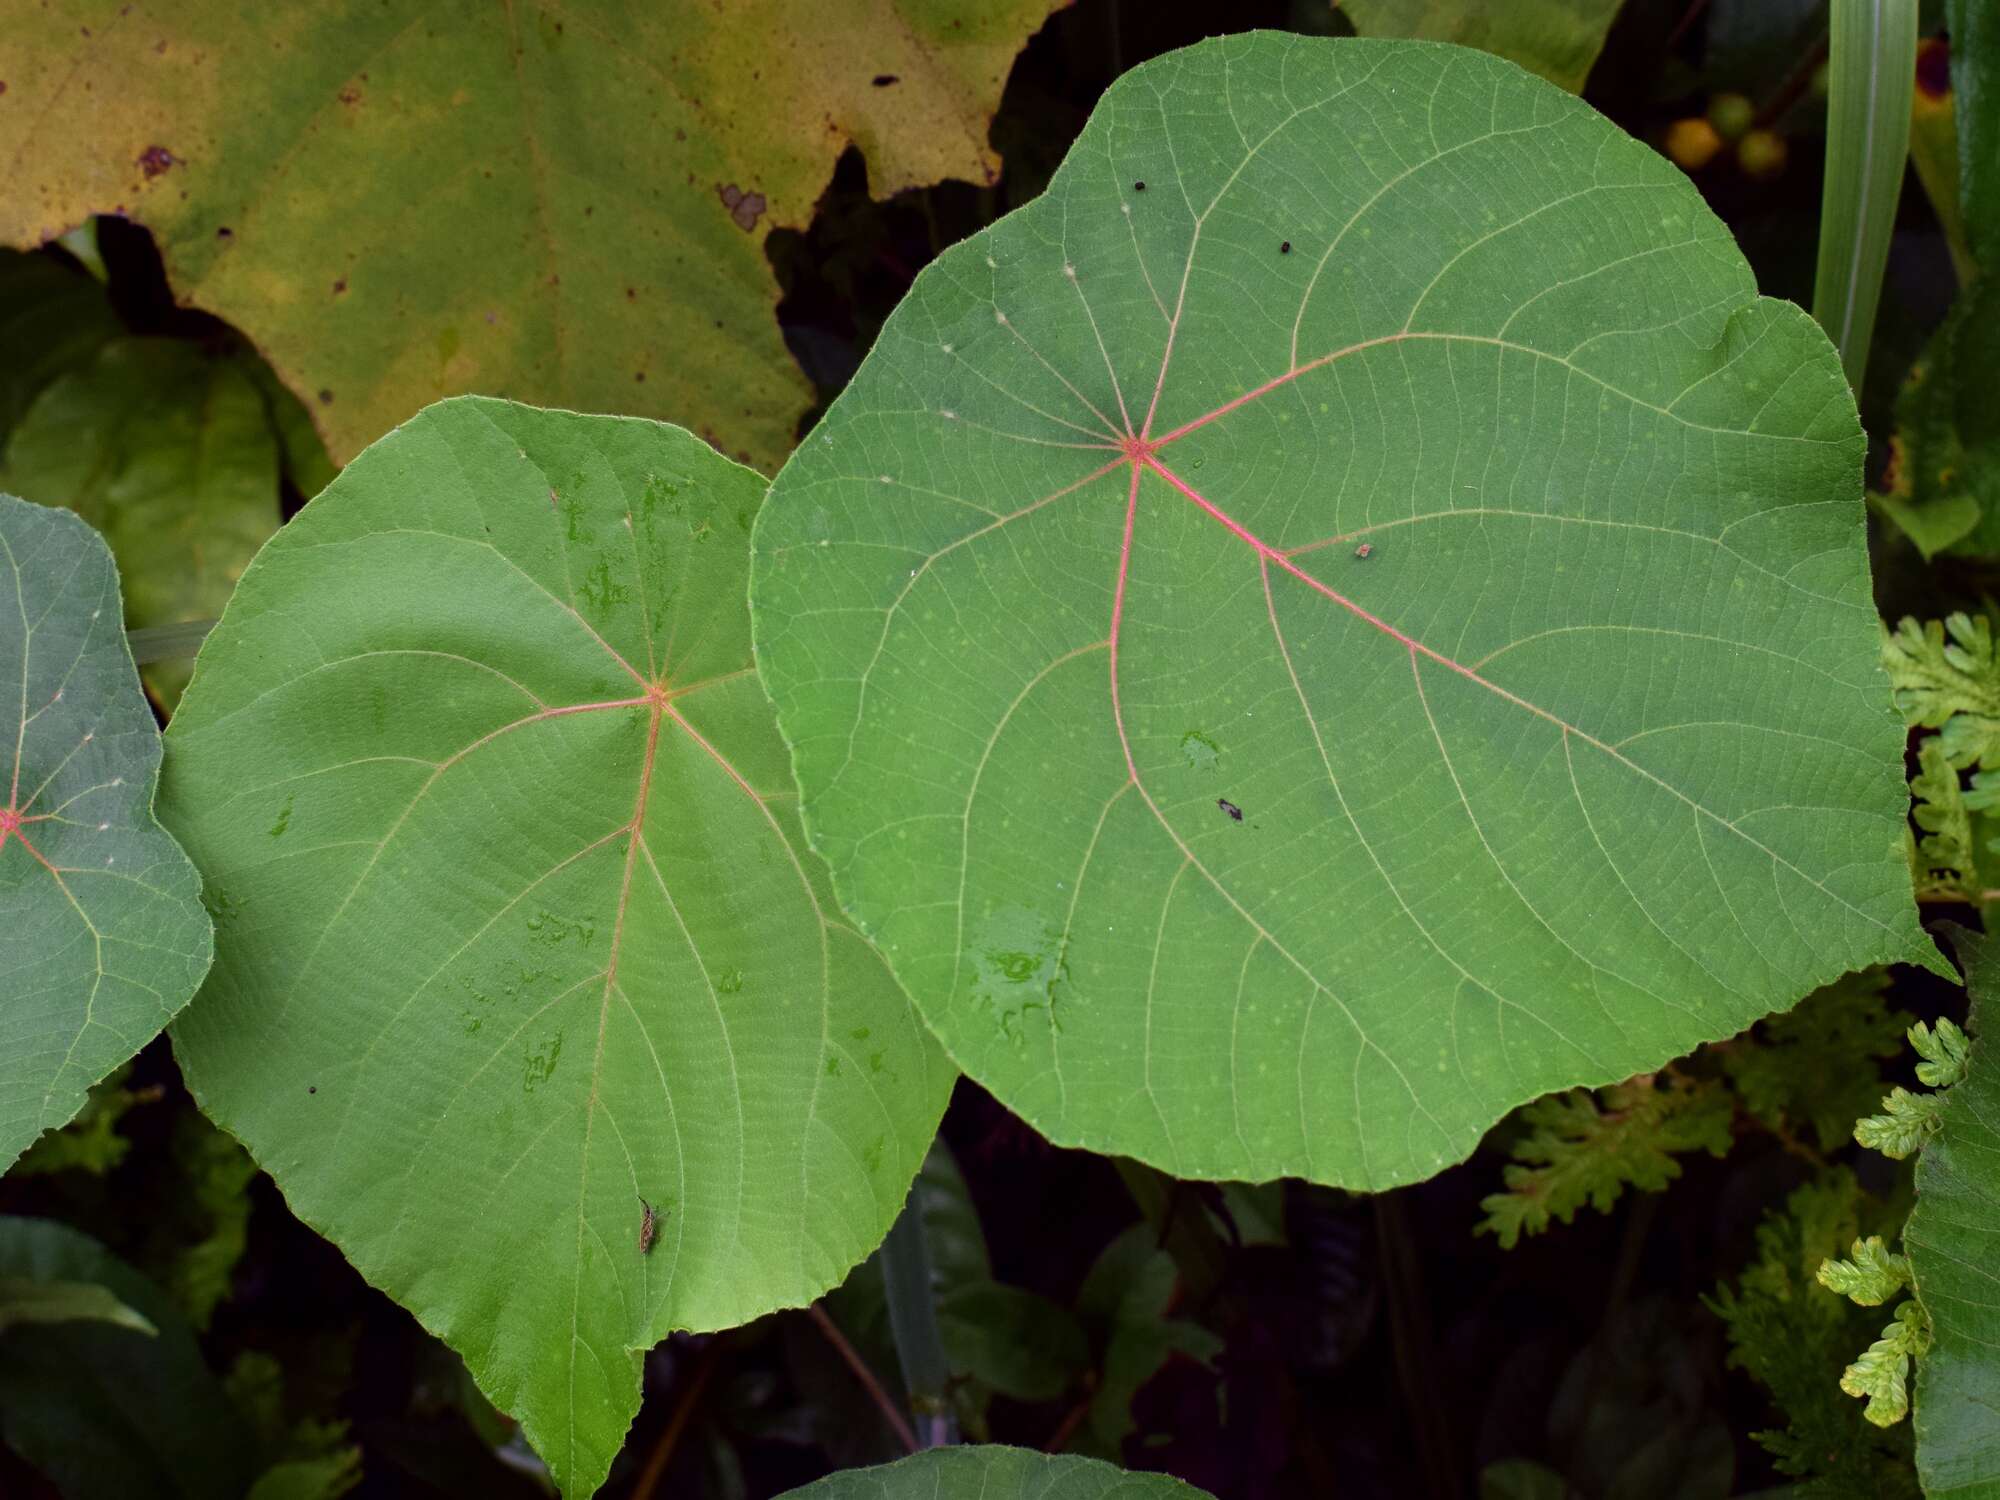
[0,1215,259,1500]
[1,338,284,706]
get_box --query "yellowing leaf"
[0,1,1067,471]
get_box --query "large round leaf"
[0,493,212,1170]
[161,399,952,1497]
[777,1446,1215,1500]
[750,35,1937,1190]
[0,0,1065,471]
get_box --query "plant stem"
[1812,0,1919,388]
[1374,1191,1460,1500]
[126,618,217,664]
[629,1341,718,1500]
[879,1185,958,1446]
[806,1303,918,1454]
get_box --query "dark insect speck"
[638,1197,659,1254]
[1218,798,1244,822]
[307,1085,317,1094]
[1280,241,1292,254]
[1134,180,1146,191]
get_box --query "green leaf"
[1339,0,1625,92]
[0,249,121,436]
[1905,926,2000,1497]
[1811,0,1918,388]
[160,397,953,1499]
[1,338,284,707]
[0,1276,155,1336]
[1478,1458,1570,1500]
[0,1215,259,1500]
[1074,1225,1222,1454]
[1909,737,1978,898]
[937,1280,1091,1403]
[774,1444,1217,1499]
[1840,1301,1930,1428]
[1875,308,2000,558]
[0,493,213,1172]
[1707,1170,1923,1498]
[1909,1015,1971,1087]
[158,1109,258,1331]
[1856,1087,1946,1159]
[751,34,1938,1191]
[0,1,1066,472]
[1477,1074,1733,1248]
[1947,0,2000,271]
[10,1066,146,1177]
[1722,972,1914,1153]
[1817,1235,1913,1306]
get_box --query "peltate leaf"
[1907,926,2000,1497]
[750,34,1936,1190]
[0,0,1065,471]
[0,493,212,1171]
[159,398,952,1499]
[774,1445,1217,1499]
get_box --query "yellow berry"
[1707,92,1755,140]
[1664,117,1725,172]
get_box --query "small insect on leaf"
[1218,798,1244,822]
[1354,543,1372,559]
[638,1197,659,1254]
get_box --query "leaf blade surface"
[162,398,953,1497]
[0,493,212,1169]
[751,34,1935,1189]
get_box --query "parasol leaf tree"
[159,399,953,1497]
[750,33,1938,1192]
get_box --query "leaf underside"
[751,34,1936,1191]
[161,399,952,1499]
[775,1445,1217,1499]
[0,493,212,1171]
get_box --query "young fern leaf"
[1910,1016,1972,1087]
[1722,972,1913,1153]
[1477,1075,1732,1248]
[1854,1021,1971,1158]
[1816,1236,1913,1305]
[1707,1171,1921,1496]
[1855,1088,1949,1160]
[1909,738,1978,898]
[1837,1302,1932,1428]
[1883,614,2000,770]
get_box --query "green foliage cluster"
[1707,1172,1922,1497]
[1478,1074,1732,1248]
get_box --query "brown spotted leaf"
[0,0,1067,470]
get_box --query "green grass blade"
[1813,0,1920,388]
